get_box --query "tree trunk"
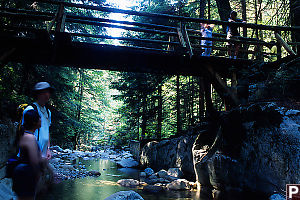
[157,76,162,139]
[190,77,194,126]
[198,77,205,118]
[290,0,300,54]
[208,0,211,19]
[203,77,213,116]
[176,75,182,135]
[241,0,248,58]
[199,0,206,19]
[215,0,232,33]
[141,97,147,140]
[74,68,84,149]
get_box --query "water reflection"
[39,158,197,200]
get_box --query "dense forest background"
[0,0,298,149]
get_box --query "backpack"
[16,103,50,141]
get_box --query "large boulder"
[167,168,184,178]
[116,158,139,168]
[140,135,198,179]
[166,179,191,190]
[193,102,300,199]
[104,190,144,200]
[157,169,168,178]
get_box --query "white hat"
[33,82,54,91]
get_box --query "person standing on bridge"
[200,23,214,56]
[226,11,246,59]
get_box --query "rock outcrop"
[193,102,300,199]
[140,134,198,179]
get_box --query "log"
[275,32,297,55]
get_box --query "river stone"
[51,145,63,152]
[166,179,191,190]
[116,158,139,168]
[144,168,154,176]
[83,157,90,160]
[104,190,144,200]
[72,151,85,157]
[146,178,160,185]
[269,194,285,200]
[167,168,184,178]
[164,175,178,182]
[63,149,72,153]
[140,172,146,177]
[61,164,74,170]
[157,169,168,178]
[143,185,163,193]
[148,174,157,179]
[50,158,61,163]
[117,179,140,187]
[88,170,101,177]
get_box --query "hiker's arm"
[46,140,51,160]
[46,109,52,160]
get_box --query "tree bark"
[203,77,213,116]
[198,77,205,118]
[157,76,162,139]
[241,0,248,58]
[199,0,206,19]
[74,68,84,149]
[215,0,232,33]
[290,0,300,54]
[190,77,194,126]
[141,97,147,140]
[176,75,182,135]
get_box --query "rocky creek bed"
[49,146,139,181]
[50,146,197,192]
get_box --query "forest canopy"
[0,0,298,148]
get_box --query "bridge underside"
[0,31,253,77]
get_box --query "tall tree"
[290,0,300,53]
[215,0,232,32]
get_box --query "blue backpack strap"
[30,104,40,141]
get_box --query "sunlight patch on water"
[82,180,119,186]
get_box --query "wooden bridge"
[0,0,299,108]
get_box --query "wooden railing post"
[275,31,282,60]
[177,23,193,58]
[275,32,297,56]
[55,3,66,32]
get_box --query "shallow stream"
[39,158,198,200]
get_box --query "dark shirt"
[227,18,243,36]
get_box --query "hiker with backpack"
[12,109,45,199]
[22,82,54,160]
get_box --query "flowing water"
[39,158,199,200]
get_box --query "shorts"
[12,164,38,198]
[227,33,240,46]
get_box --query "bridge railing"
[1,0,299,61]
